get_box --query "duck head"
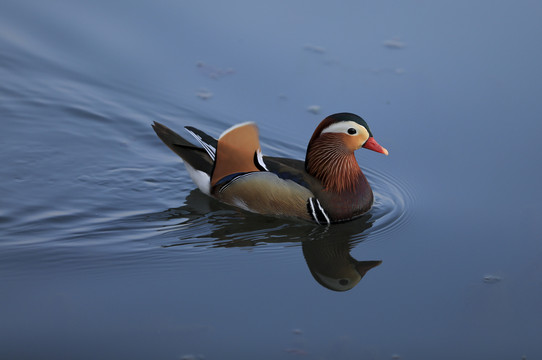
[305,113,388,192]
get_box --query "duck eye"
[347,128,357,135]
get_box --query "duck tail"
[152,121,214,175]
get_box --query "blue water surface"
[1,1,542,359]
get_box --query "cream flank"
[183,162,211,195]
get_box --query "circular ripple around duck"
[363,167,414,241]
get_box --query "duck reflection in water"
[156,190,382,292]
[302,238,382,292]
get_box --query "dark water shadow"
[151,190,382,291]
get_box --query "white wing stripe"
[185,128,216,161]
[308,198,331,225]
[315,199,330,224]
[256,149,268,171]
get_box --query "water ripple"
[364,167,415,241]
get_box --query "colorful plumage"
[152,113,388,224]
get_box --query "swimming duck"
[152,112,388,224]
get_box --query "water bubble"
[307,105,321,114]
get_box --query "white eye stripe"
[321,121,366,136]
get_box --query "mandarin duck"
[152,113,388,224]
